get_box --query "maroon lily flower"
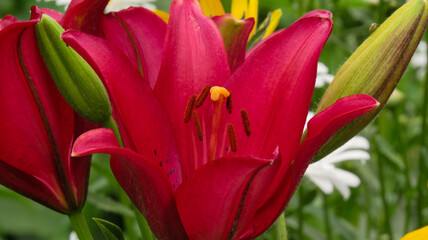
[68,0,378,239]
[0,7,91,213]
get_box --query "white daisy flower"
[69,232,78,240]
[315,62,334,88]
[304,112,370,199]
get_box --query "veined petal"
[225,10,333,161]
[0,15,19,31]
[238,94,378,238]
[174,155,272,240]
[0,160,68,213]
[0,18,62,197]
[62,30,182,187]
[154,0,230,178]
[199,0,225,17]
[72,129,188,240]
[102,7,166,88]
[213,15,254,72]
[62,0,109,35]
[37,8,64,22]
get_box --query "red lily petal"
[61,0,109,35]
[62,30,182,187]
[37,8,64,22]
[154,0,230,178]
[20,23,77,193]
[213,14,254,72]
[293,94,379,182]
[225,10,332,161]
[0,19,60,193]
[238,94,379,239]
[174,155,273,240]
[102,7,166,88]
[72,128,188,240]
[0,15,19,31]
[0,160,68,213]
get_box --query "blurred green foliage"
[0,0,427,239]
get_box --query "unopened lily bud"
[314,0,428,160]
[35,14,111,123]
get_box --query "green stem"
[133,205,154,240]
[68,211,94,240]
[322,193,332,240]
[376,149,393,238]
[391,109,411,232]
[102,115,155,238]
[297,189,304,240]
[417,33,428,227]
[102,116,123,147]
[273,212,288,240]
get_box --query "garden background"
[0,0,426,239]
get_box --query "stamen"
[241,109,251,136]
[193,111,203,141]
[226,92,233,114]
[195,85,211,108]
[184,94,197,123]
[210,86,230,102]
[228,124,237,152]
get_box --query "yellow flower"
[154,0,282,39]
[401,226,428,240]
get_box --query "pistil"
[209,87,230,161]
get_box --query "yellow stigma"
[210,86,230,101]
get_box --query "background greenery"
[0,0,427,239]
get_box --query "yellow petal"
[263,9,282,39]
[248,0,258,36]
[199,0,225,17]
[231,0,248,20]
[401,226,428,240]
[152,10,169,23]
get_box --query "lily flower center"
[183,85,251,171]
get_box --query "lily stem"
[68,211,94,240]
[101,115,155,239]
[376,146,393,238]
[391,108,411,232]
[322,193,332,240]
[133,205,154,240]
[297,188,304,240]
[273,212,288,240]
[102,115,123,147]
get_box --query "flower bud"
[313,0,428,159]
[35,14,112,123]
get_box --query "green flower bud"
[35,14,111,123]
[314,0,428,160]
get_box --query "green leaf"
[86,194,134,217]
[373,135,405,171]
[93,218,125,240]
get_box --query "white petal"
[317,62,329,74]
[322,150,370,164]
[307,174,334,194]
[69,232,78,240]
